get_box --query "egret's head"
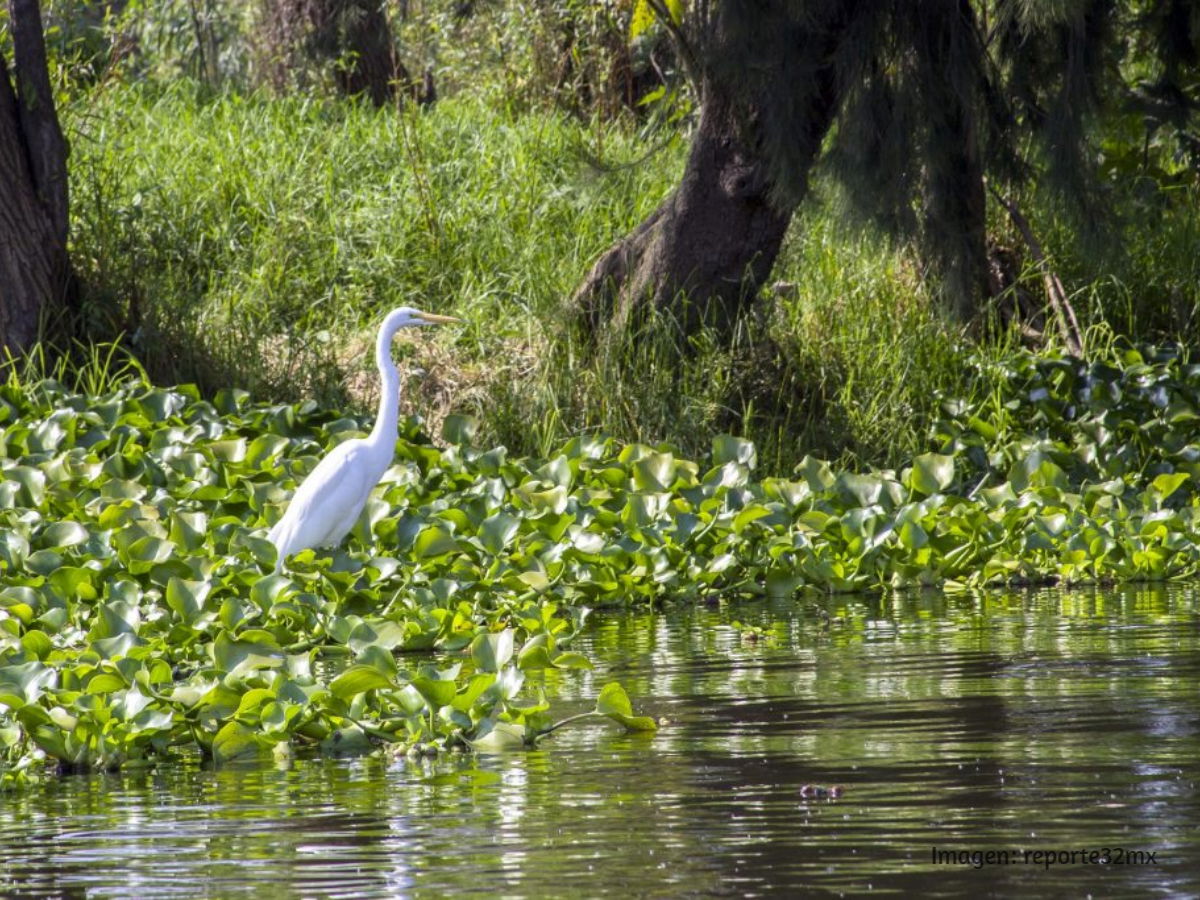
[381,306,462,337]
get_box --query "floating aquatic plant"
[2,343,1199,787]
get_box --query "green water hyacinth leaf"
[20,630,51,660]
[92,632,141,659]
[124,537,176,574]
[212,721,265,763]
[4,465,46,507]
[595,682,657,732]
[353,646,398,679]
[471,630,514,673]
[623,492,669,528]
[763,478,810,508]
[478,513,520,553]
[795,456,835,491]
[331,665,397,700]
[517,483,569,516]
[112,686,154,721]
[732,504,774,534]
[632,452,678,491]
[0,532,29,570]
[908,453,955,495]
[233,532,277,568]
[1149,472,1190,505]
[169,511,209,551]
[898,520,930,550]
[96,601,141,636]
[451,673,496,712]
[412,672,459,710]
[261,700,303,736]
[132,707,176,734]
[250,574,292,608]
[490,666,525,701]
[100,478,146,501]
[395,684,428,717]
[713,434,757,469]
[208,438,247,463]
[25,549,63,576]
[517,638,555,671]
[1008,451,1068,492]
[442,414,479,446]
[246,434,290,468]
[468,718,528,752]
[219,596,256,632]
[47,706,76,732]
[48,566,97,602]
[536,455,573,489]
[413,524,459,559]
[86,672,128,694]
[213,631,285,678]
[347,620,408,654]
[37,521,89,549]
[0,661,57,706]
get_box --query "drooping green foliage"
[703,0,1200,311]
[3,341,1200,787]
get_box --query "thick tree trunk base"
[572,91,791,343]
[570,0,847,347]
[0,10,72,356]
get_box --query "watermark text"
[931,846,1159,870]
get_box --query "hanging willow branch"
[988,185,1085,357]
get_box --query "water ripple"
[1,586,1198,897]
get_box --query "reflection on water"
[1,586,1198,897]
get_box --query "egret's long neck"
[368,327,401,449]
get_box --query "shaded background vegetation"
[6,0,1200,473]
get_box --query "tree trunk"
[266,0,410,107]
[333,0,406,107]
[571,86,785,339]
[918,0,991,320]
[572,53,841,342]
[922,106,990,320]
[0,0,72,355]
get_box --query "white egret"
[267,306,460,571]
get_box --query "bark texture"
[265,0,413,107]
[571,27,843,342]
[331,0,404,106]
[924,101,990,320]
[917,0,991,320]
[573,87,789,339]
[0,0,72,354]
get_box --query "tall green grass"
[1,340,148,398]
[62,82,1200,474]
[69,82,674,389]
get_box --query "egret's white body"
[267,307,459,571]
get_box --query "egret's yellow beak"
[413,311,463,325]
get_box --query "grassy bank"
[68,83,676,408]
[62,83,965,472]
[63,83,1199,475]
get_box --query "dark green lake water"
[1,587,1198,897]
